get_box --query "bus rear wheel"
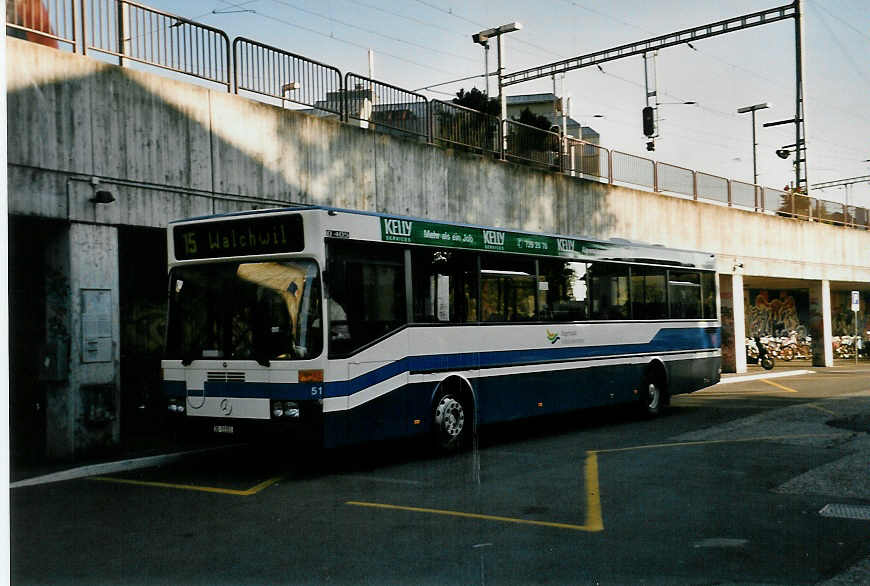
[432,389,469,452]
[639,372,669,417]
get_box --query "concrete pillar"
[809,279,834,367]
[43,226,73,460]
[719,273,747,373]
[44,223,121,459]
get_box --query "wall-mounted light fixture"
[91,190,116,204]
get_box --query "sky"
[144,0,870,206]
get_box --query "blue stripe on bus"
[323,354,722,447]
[324,326,719,399]
[163,327,719,402]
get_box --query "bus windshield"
[166,260,322,364]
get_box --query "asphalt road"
[11,366,870,585]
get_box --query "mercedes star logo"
[219,398,233,416]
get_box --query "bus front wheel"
[432,389,469,452]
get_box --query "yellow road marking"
[346,501,599,532]
[346,451,604,533]
[760,378,799,393]
[91,475,282,496]
[346,433,847,533]
[583,451,604,532]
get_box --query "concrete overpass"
[7,38,870,462]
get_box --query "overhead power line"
[267,0,477,63]
[411,0,566,61]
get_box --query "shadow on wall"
[8,38,620,233]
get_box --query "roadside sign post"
[852,291,860,365]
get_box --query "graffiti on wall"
[831,293,869,337]
[745,289,809,338]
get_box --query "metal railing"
[696,172,730,205]
[657,162,695,199]
[564,137,609,182]
[612,151,655,190]
[816,199,845,225]
[730,181,760,210]
[430,100,499,155]
[794,192,813,220]
[84,0,231,90]
[6,0,76,49]
[233,37,342,115]
[504,120,561,169]
[854,207,870,229]
[344,73,429,139]
[11,0,870,233]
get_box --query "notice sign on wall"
[82,289,113,363]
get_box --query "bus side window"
[480,254,536,322]
[630,266,668,320]
[700,271,717,319]
[327,241,407,357]
[589,262,630,320]
[669,270,702,319]
[538,259,588,321]
[411,249,478,323]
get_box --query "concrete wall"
[9,38,870,283]
[7,37,870,458]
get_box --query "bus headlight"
[284,402,300,418]
[167,398,185,414]
[271,401,301,419]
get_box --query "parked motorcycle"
[756,336,774,370]
[746,337,774,370]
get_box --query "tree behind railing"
[504,119,561,169]
[430,100,499,155]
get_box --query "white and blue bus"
[162,205,720,449]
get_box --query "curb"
[10,446,233,489]
[719,370,815,385]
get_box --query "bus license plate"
[213,425,234,434]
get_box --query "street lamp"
[737,102,771,185]
[473,22,522,157]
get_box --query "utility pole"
[794,0,809,194]
[473,22,522,159]
[498,2,806,181]
[737,102,771,185]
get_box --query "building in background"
[506,93,600,144]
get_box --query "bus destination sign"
[174,214,304,260]
[381,217,594,258]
